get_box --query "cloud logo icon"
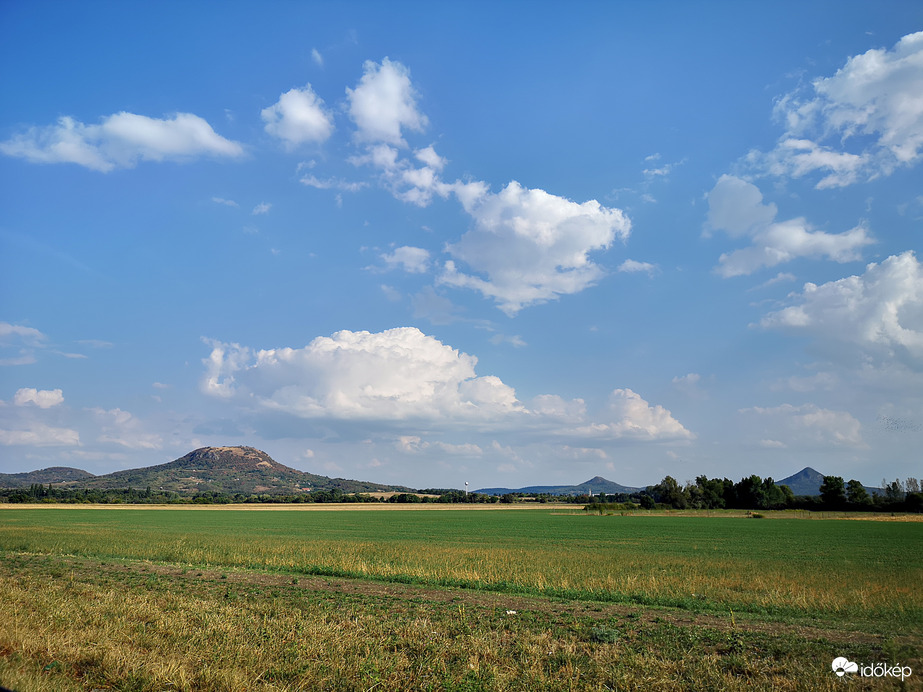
[832,657,859,676]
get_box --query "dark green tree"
[845,479,871,506]
[653,476,688,509]
[693,475,728,509]
[819,476,846,508]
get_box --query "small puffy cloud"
[380,246,430,274]
[618,259,658,276]
[349,143,401,172]
[1,112,244,171]
[347,58,428,145]
[261,84,334,148]
[14,388,64,409]
[760,251,923,367]
[741,403,864,448]
[252,202,272,215]
[571,388,694,441]
[212,197,239,207]
[439,181,631,314]
[755,31,923,187]
[414,145,446,171]
[349,140,450,207]
[706,175,873,276]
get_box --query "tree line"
[0,485,503,505]
[584,474,922,512]
[2,475,921,511]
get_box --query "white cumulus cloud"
[201,327,524,422]
[754,31,923,187]
[13,388,64,409]
[342,59,631,312]
[347,58,428,146]
[261,84,334,148]
[199,328,692,445]
[439,181,631,314]
[760,251,923,368]
[706,175,873,276]
[571,388,694,441]
[618,259,658,276]
[1,112,244,171]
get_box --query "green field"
[1,507,921,690]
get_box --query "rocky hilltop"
[1,446,407,496]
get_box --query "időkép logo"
[832,657,912,681]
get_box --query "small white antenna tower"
[465,481,469,497]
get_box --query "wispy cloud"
[1,112,244,171]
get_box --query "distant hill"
[777,467,879,497]
[0,466,96,488]
[478,469,882,498]
[776,467,826,496]
[476,476,643,497]
[0,446,410,496]
[2,454,883,499]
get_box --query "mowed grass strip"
[0,553,900,692]
[0,509,920,626]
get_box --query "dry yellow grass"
[0,553,877,691]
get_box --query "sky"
[1,1,921,490]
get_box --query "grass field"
[1,506,920,690]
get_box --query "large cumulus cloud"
[200,327,692,442]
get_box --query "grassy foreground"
[0,507,920,690]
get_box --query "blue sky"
[1,1,921,490]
